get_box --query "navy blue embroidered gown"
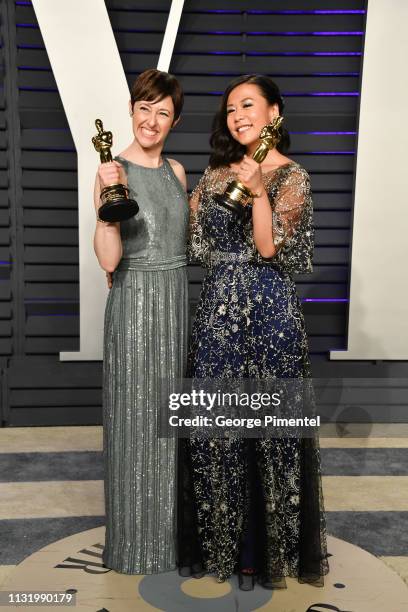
[178,163,329,587]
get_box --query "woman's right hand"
[97,161,127,189]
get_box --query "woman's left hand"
[236,155,264,196]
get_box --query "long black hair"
[209,74,290,169]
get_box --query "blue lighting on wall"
[247,31,363,36]
[15,23,364,37]
[16,46,362,58]
[303,298,349,303]
[284,92,359,96]
[248,10,365,16]
[17,45,44,50]
[19,66,52,72]
[311,72,360,76]
[180,30,363,36]
[246,51,361,57]
[203,51,242,56]
[187,10,365,16]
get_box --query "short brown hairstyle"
[130,69,184,122]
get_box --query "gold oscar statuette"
[214,116,284,217]
[92,118,139,222]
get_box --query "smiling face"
[226,83,279,152]
[130,95,176,150]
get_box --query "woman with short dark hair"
[94,69,188,574]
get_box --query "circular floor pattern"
[1,527,407,612]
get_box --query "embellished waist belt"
[117,254,187,272]
[209,251,253,266]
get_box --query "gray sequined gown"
[102,157,189,574]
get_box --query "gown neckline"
[227,161,297,181]
[116,155,165,170]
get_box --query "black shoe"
[178,564,206,579]
[191,562,206,579]
[238,568,256,591]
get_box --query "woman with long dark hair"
[178,74,329,590]
[94,69,189,574]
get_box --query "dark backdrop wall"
[1,0,406,427]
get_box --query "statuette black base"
[214,193,248,218]
[98,197,139,222]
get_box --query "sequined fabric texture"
[178,163,329,587]
[103,158,189,574]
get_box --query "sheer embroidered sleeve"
[265,164,314,275]
[187,167,211,267]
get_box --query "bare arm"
[93,161,124,273]
[251,188,276,258]
[168,157,187,191]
